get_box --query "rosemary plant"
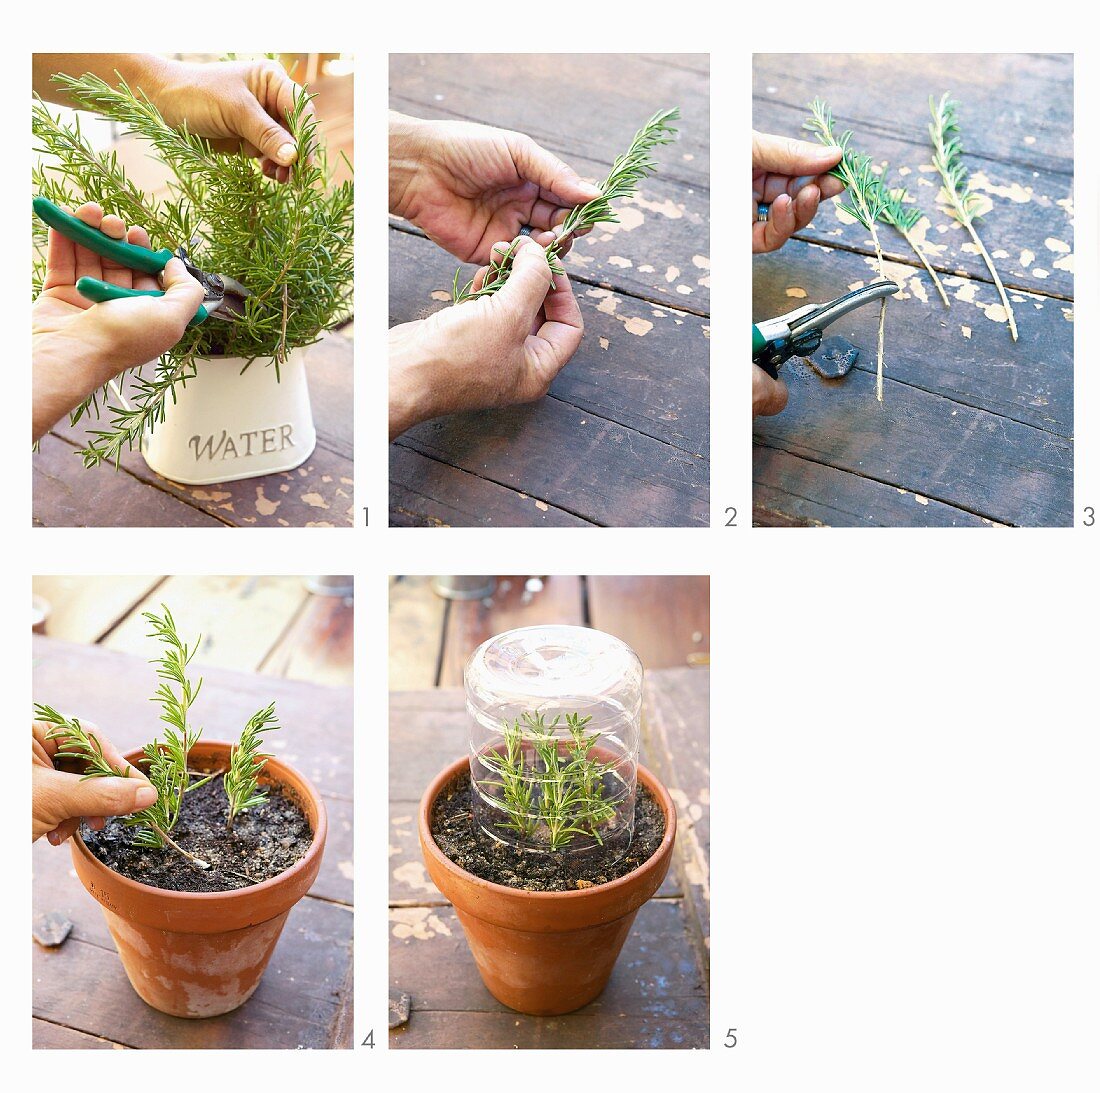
[224,701,279,831]
[452,107,679,303]
[32,66,354,467]
[34,704,128,778]
[805,99,892,402]
[928,93,1018,341]
[125,606,213,868]
[477,710,618,851]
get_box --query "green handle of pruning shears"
[76,277,209,328]
[33,196,175,275]
[752,324,767,358]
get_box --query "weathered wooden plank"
[389,690,470,803]
[261,592,354,688]
[33,1019,128,1050]
[389,576,446,690]
[587,577,709,670]
[753,54,1073,298]
[33,637,353,800]
[754,239,1072,435]
[438,575,585,687]
[389,901,707,1049]
[33,435,225,528]
[390,228,710,458]
[33,898,352,1049]
[32,575,165,643]
[102,575,309,672]
[754,445,999,528]
[390,52,710,187]
[390,445,591,528]
[38,331,353,528]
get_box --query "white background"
[5,9,1098,1091]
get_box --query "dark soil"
[82,777,312,893]
[430,768,666,892]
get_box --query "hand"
[753,363,788,417]
[390,112,602,264]
[33,720,157,844]
[389,237,583,438]
[148,58,309,183]
[752,131,846,253]
[32,202,205,442]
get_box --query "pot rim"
[72,739,327,903]
[419,756,677,902]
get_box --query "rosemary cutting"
[878,175,950,307]
[34,705,128,778]
[929,93,1018,341]
[804,99,892,402]
[478,711,619,851]
[224,702,279,831]
[452,107,679,303]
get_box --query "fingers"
[36,766,158,844]
[752,184,825,254]
[493,237,556,325]
[157,257,207,330]
[753,364,789,417]
[752,130,843,176]
[532,270,584,370]
[507,132,602,208]
[241,61,304,174]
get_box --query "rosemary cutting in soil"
[432,766,665,893]
[83,776,311,893]
[929,92,1018,340]
[805,99,893,402]
[452,107,679,303]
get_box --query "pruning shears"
[752,280,899,379]
[33,196,251,328]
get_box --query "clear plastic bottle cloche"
[465,624,642,864]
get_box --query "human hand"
[390,112,602,264]
[33,719,157,844]
[32,202,204,442]
[389,237,584,438]
[147,57,309,183]
[753,363,788,417]
[752,131,846,253]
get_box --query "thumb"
[752,131,842,176]
[494,239,555,322]
[50,770,159,820]
[234,95,298,166]
[160,257,207,328]
[509,134,602,206]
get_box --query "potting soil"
[431,768,666,892]
[83,777,312,893]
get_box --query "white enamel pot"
[141,347,316,485]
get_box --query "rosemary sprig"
[125,606,212,869]
[477,710,618,851]
[805,99,892,402]
[928,93,1018,341]
[224,702,279,831]
[877,174,950,307]
[453,107,679,303]
[34,704,128,779]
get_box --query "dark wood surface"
[389,575,711,691]
[753,53,1073,527]
[32,636,353,1049]
[389,53,710,528]
[33,69,354,529]
[388,669,710,1049]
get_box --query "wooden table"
[389,54,710,528]
[390,574,710,690]
[753,53,1073,527]
[388,668,710,1049]
[33,70,354,528]
[32,636,354,1049]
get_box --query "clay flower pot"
[419,757,677,1016]
[70,740,326,1019]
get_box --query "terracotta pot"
[70,740,326,1019]
[419,757,676,1016]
